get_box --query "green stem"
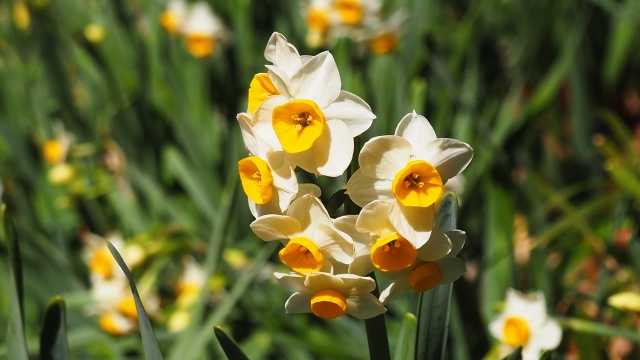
[346,136,390,360]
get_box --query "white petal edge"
[249,214,301,241]
[346,170,393,208]
[394,111,437,149]
[289,51,341,108]
[358,135,411,179]
[322,90,376,137]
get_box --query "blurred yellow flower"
[160,0,188,35]
[12,0,30,31]
[180,2,226,57]
[608,291,640,312]
[489,289,562,360]
[84,24,107,43]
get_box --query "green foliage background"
[1,0,640,358]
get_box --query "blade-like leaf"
[415,192,459,360]
[214,326,249,360]
[40,296,70,360]
[502,346,522,360]
[326,189,348,217]
[3,206,29,360]
[107,242,163,360]
[393,313,417,360]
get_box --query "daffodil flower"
[175,257,206,309]
[179,2,225,57]
[237,112,299,218]
[346,111,473,246]
[250,194,355,274]
[275,272,386,319]
[489,288,562,360]
[331,215,375,276]
[251,32,376,176]
[160,0,188,35]
[378,228,465,304]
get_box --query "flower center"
[306,8,330,32]
[310,289,347,319]
[279,237,325,274]
[248,73,280,113]
[334,0,363,26]
[409,262,443,292]
[371,33,398,55]
[43,140,64,165]
[392,160,443,207]
[503,316,531,347]
[89,247,114,278]
[272,99,325,153]
[238,156,274,204]
[370,233,417,272]
[185,34,215,57]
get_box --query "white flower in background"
[489,288,562,360]
[179,2,226,57]
[332,0,381,28]
[175,257,207,309]
[251,32,376,176]
[82,232,145,281]
[275,272,386,319]
[365,10,406,55]
[356,200,452,273]
[303,0,334,48]
[160,0,188,35]
[346,111,473,246]
[250,194,355,274]
[237,112,298,218]
[378,228,465,304]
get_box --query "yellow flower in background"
[12,0,30,31]
[160,0,188,35]
[367,11,406,55]
[489,289,562,360]
[175,257,206,309]
[275,272,386,319]
[608,291,640,312]
[84,24,107,44]
[346,111,473,247]
[378,228,465,304]
[250,194,355,274]
[252,32,376,176]
[179,2,226,57]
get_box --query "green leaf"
[3,206,29,360]
[326,189,348,217]
[502,346,522,360]
[558,317,640,342]
[39,296,70,360]
[393,313,417,360]
[539,350,554,360]
[214,326,249,360]
[415,192,459,360]
[415,284,453,360]
[107,242,163,360]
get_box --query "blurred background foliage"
[1,0,640,358]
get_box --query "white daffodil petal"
[322,91,375,137]
[394,111,437,149]
[274,272,307,292]
[505,289,547,328]
[265,65,292,98]
[296,183,322,198]
[416,227,452,261]
[316,223,355,265]
[338,274,377,294]
[379,276,411,305]
[289,52,341,108]
[287,194,333,234]
[334,215,375,276]
[446,230,466,256]
[253,95,288,150]
[249,215,301,241]
[284,292,312,314]
[418,138,473,182]
[346,170,393,207]
[437,257,465,283]
[304,272,344,292]
[358,135,411,179]
[356,200,395,238]
[529,319,562,350]
[313,119,354,177]
[237,112,259,155]
[264,32,303,76]
[488,314,506,341]
[389,202,436,248]
[346,293,387,319]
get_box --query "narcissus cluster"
[237,32,473,320]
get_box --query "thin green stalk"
[346,136,390,360]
